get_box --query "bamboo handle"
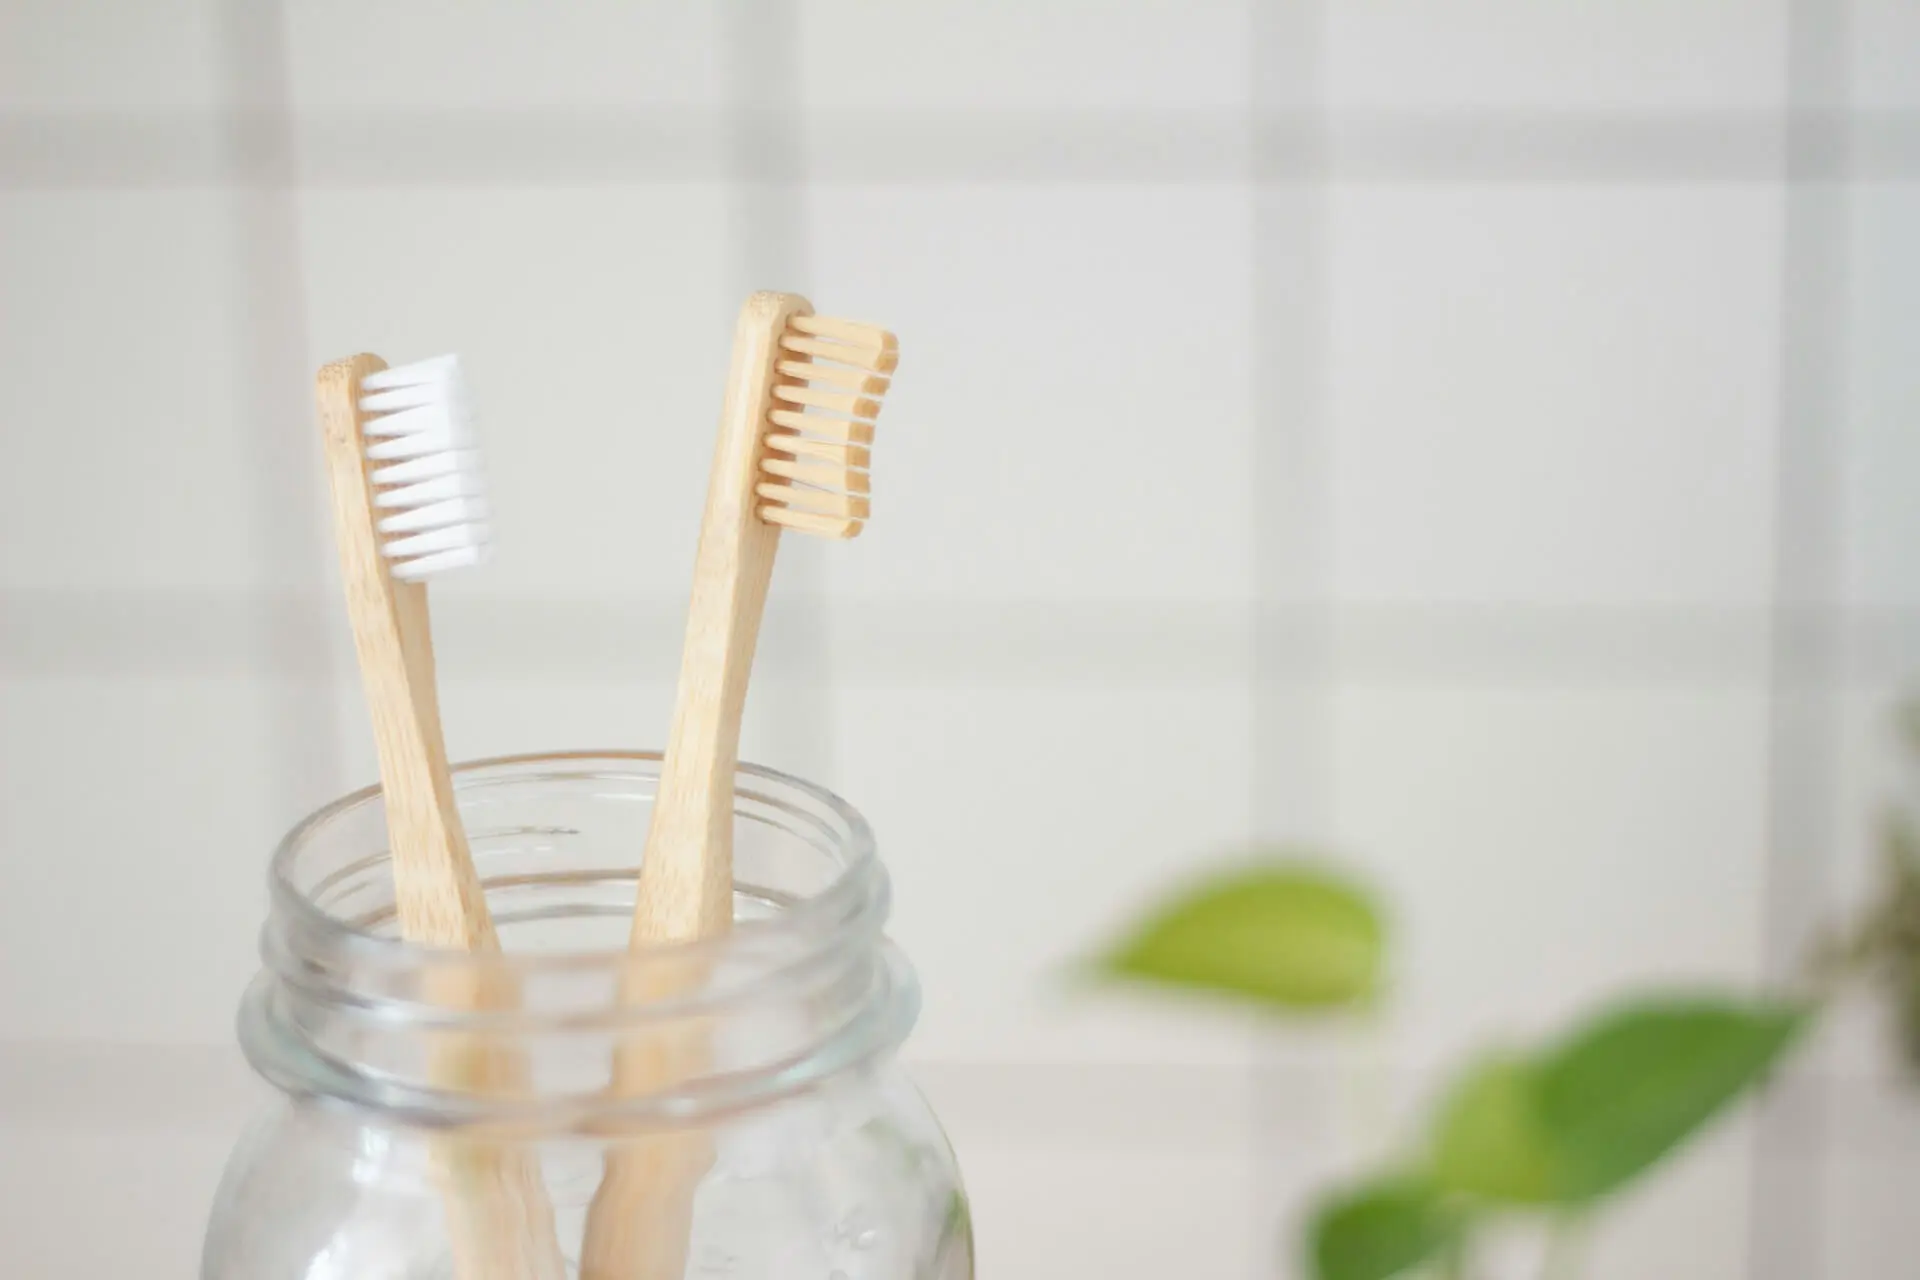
[317,357,567,1280]
[579,293,814,1280]
[629,291,812,947]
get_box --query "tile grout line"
[1749,3,1853,1279]
[4,108,1918,188]
[4,1039,1911,1151]
[214,0,347,823]
[1249,0,1337,1274]
[718,0,838,782]
[8,592,1916,686]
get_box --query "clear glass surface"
[201,752,972,1280]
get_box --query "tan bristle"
[760,314,893,542]
[773,383,881,420]
[777,359,889,395]
[768,409,874,446]
[765,432,871,469]
[760,506,862,538]
[780,334,898,374]
[756,483,870,521]
[761,455,871,494]
[789,314,895,351]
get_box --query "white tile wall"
[805,184,1257,605]
[1326,185,1782,608]
[1323,0,1787,111]
[1,1,1911,1277]
[798,0,1251,110]
[1329,686,1771,1069]
[432,675,682,770]
[0,1045,262,1277]
[835,683,1257,1067]
[966,1146,1258,1278]
[0,1123,237,1274]
[0,191,256,592]
[0,0,223,111]
[1336,687,1766,1066]
[284,1,724,111]
[1821,1076,1920,1277]
[1841,185,1920,611]
[1850,0,1920,111]
[915,1060,1263,1279]
[0,677,280,1043]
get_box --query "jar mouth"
[270,749,881,973]
[243,750,917,1131]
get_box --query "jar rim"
[247,749,916,1128]
[269,748,881,974]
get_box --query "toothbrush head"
[756,314,897,540]
[357,354,493,581]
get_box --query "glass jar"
[202,751,972,1280]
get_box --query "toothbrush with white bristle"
[315,352,566,1280]
[364,354,493,580]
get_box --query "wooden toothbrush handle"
[316,357,567,1280]
[420,958,568,1280]
[318,356,494,949]
[580,293,814,1280]
[631,290,812,944]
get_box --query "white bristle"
[359,354,492,582]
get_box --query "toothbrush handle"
[631,291,811,946]
[317,357,568,1280]
[582,293,813,1280]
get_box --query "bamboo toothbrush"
[315,353,567,1280]
[580,292,898,1280]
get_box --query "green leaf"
[1532,997,1809,1202]
[1429,1000,1810,1208]
[1429,1055,1560,1205]
[1308,1179,1463,1280]
[1095,863,1385,1010]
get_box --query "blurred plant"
[1811,701,1920,1073]
[1090,701,1920,1280]
[1097,864,1385,1011]
[1308,998,1805,1280]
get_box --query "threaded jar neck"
[239,751,918,1134]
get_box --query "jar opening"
[240,751,918,1133]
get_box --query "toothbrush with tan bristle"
[580,293,897,1280]
[315,353,567,1280]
